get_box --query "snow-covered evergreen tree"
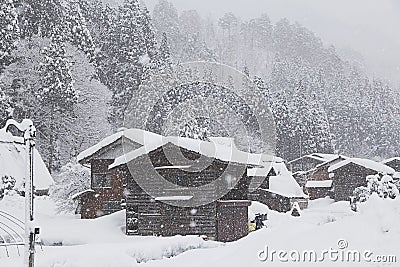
[18,0,65,39]
[152,0,180,53]
[0,0,20,72]
[38,35,77,171]
[65,0,95,60]
[96,0,157,127]
[0,84,13,125]
[157,32,172,71]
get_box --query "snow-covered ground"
[0,195,399,266]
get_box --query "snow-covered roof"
[109,135,274,169]
[382,157,400,164]
[315,154,348,167]
[71,189,95,200]
[247,156,286,177]
[247,166,272,177]
[328,158,395,174]
[289,153,342,165]
[154,196,193,201]
[310,153,342,162]
[262,160,308,198]
[294,155,348,176]
[77,129,162,163]
[0,129,54,190]
[154,165,192,170]
[305,180,333,188]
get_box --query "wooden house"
[247,158,308,212]
[382,157,400,172]
[74,129,161,219]
[108,135,267,242]
[293,155,347,188]
[288,153,340,173]
[328,158,395,201]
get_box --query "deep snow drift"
[0,195,399,266]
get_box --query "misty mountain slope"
[149,0,400,160]
[1,0,398,172]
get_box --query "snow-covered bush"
[290,202,301,217]
[352,186,369,203]
[353,174,399,204]
[50,160,90,214]
[0,175,16,199]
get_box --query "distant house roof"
[294,155,348,176]
[109,135,274,169]
[308,153,341,162]
[328,158,395,174]
[0,129,54,191]
[288,153,344,165]
[315,155,348,167]
[305,180,333,188]
[248,158,307,198]
[77,129,162,164]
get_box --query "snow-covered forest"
[1,0,399,173]
[1,1,400,266]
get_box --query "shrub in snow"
[290,202,301,217]
[353,174,399,205]
[352,186,369,203]
[0,175,16,199]
[50,160,90,214]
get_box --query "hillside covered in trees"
[0,0,399,173]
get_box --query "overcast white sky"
[141,0,400,86]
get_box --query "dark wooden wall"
[216,201,250,242]
[306,187,333,200]
[332,163,373,201]
[160,202,217,238]
[123,142,253,241]
[80,159,125,219]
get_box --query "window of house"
[127,205,139,234]
[92,173,112,188]
[102,201,121,211]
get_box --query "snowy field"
[0,195,399,266]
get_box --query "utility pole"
[4,119,37,267]
[24,120,36,267]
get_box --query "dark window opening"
[127,205,139,234]
[92,173,112,188]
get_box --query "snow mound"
[248,201,270,221]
